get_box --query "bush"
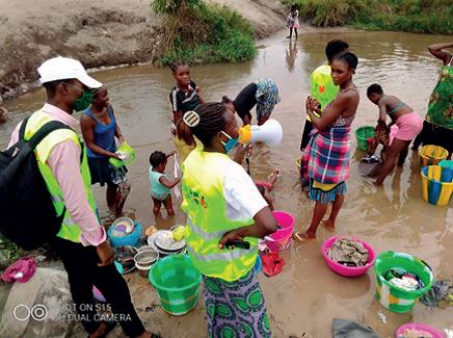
[151,0,256,65]
[284,0,453,34]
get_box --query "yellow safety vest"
[181,149,258,282]
[25,110,97,243]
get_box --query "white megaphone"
[238,119,283,146]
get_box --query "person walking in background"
[367,84,423,185]
[81,87,131,217]
[179,103,277,337]
[7,57,156,338]
[295,52,359,241]
[300,40,349,152]
[286,4,299,39]
[412,42,453,157]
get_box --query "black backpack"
[0,117,75,250]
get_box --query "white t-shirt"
[222,160,268,221]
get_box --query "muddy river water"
[1,29,452,337]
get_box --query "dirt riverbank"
[0,0,286,102]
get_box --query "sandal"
[292,232,316,242]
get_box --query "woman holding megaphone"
[179,102,277,337]
[295,52,360,242]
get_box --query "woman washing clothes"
[295,52,360,241]
[412,42,453,157]
[80,87,131,217]
[222,78,281,126]
[179,103,277,337]
[367,84,423,186]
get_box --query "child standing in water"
[169,62,205,163]
[149,150,180,216]
[367,84,423,186]
[286,4,299,39]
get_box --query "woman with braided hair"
[169,61,205,163]
[179,102,277,338]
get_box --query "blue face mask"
[220,131,239,153]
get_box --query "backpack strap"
[20,116,84,163]
[19,116,31,141]
[27,121,73,150]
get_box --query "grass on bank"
[283,0,453,34]
[151,0,256,65]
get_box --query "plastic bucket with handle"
[421,165,453,206]
[149,255,202,316]
[419,145,449,167]
[374,251,433,313]
[355,126,375,152]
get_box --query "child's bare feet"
[292,231,316,242]
[320,220,335,232]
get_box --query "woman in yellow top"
[179,102,277,338]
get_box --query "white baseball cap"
[38,56,102,89]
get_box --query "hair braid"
[169,61,188,73]
[178,102,228,147]
[192,102,227,146]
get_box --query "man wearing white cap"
[8,57,156,338]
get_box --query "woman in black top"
[223,79,281,126]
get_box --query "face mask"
[220,131,239,153]
[73,89,94,112]
[64,83,94,111]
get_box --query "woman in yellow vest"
[179,102,278,338]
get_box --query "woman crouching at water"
[367,84,423,186]
[179,103,277,337]
[295,52,360,241]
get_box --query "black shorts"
[88,157,128,187]
[234,83,257,120]
[415,121,453,154]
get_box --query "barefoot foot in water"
[292,232,316,242]
[320,220,335,232]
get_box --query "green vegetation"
[0,234,23,270]
[284,0,453,34]
[151,0,256,66]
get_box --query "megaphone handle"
[246,157,251,175]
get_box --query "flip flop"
[320,220,335,232]
[292,232,316,242]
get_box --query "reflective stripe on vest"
[25,110,97,243]
[186,217,227,241]
[186,245,256,262]
[182,150,258,282]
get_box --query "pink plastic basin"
[396,323,445,338]
[321,235,375,277]
[266,211,295,252]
